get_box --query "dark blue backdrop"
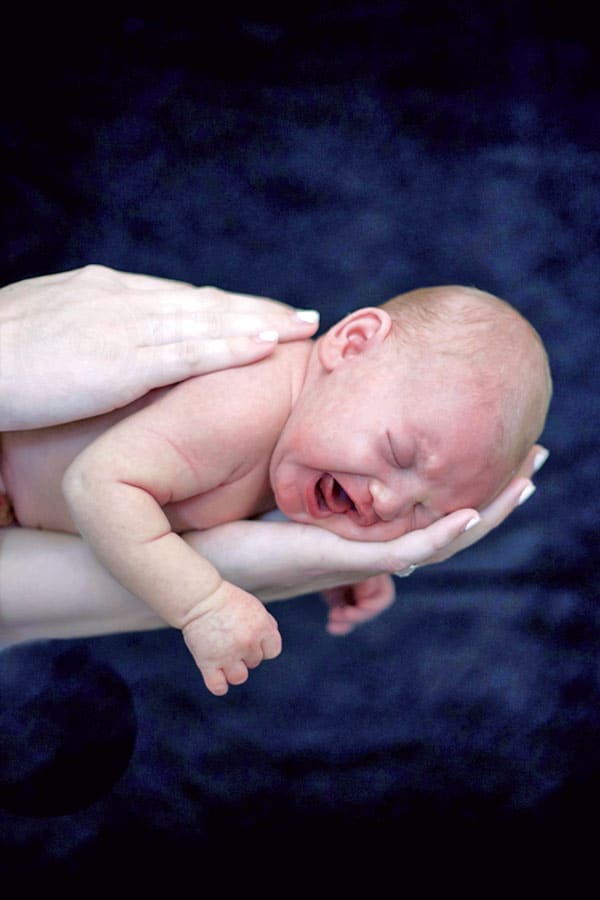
[1,3,598,887]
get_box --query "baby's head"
[269,285,552,541]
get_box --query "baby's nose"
[369,480,412,521]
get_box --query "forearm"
[1,465,535,645]
[0,527,166,643]
[0,519,354,645]
[183,516,384,600]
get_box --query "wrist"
[176,571,228,631]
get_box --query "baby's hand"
[322,574,396,636]
[181,582,282,696]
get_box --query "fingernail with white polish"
[395,564,417,577]
[464,515,481,532]
[533,448,549,473]
[257,330,279,342]
[293,309,320,324]
[518,483,536,505]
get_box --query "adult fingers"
[114,281,320,344]
[447,442,550,552]
[134,308,317,345]
[214,290,321,339]
[138,334,284,384]
[425,477,535,565]
[368,508,482,574]
[114,269,197,291]
[522,444,549,478]
[422,444,548,565]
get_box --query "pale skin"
[0,264,320,430]
[0,304,548,696]
[0,459,542,643]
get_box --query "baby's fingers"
[261,628,283,660]
[328,604,373,629]
[201,666,230,697]
[326,600,388,635]
[327,618,356,637]
[223,660,250,686]
[201,660,251,695]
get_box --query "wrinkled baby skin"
[269,306,518,542]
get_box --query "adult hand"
[0,447,548,646]
[314,446,548,635]
[0,265,319,429]
[188,444,548,602]
[412,444,548,566]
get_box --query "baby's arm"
[62,411,281,696]
[1,445,545,648]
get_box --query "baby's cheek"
[414,507,443,530]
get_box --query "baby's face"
[269,351,510,541]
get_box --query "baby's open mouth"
[315,474,356,514]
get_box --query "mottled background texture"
[1,2,598,887]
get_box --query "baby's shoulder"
[173,348,288,409]
[152,351,289,445]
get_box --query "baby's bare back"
[1,349,295,533]
[1,393,162,531]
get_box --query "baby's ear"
[318,307,392,371]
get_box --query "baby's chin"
[291,512,413,542]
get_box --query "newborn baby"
[0,285,552,695]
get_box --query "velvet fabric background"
[1,3,598,887]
